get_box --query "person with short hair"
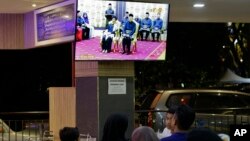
[122,13,136,55]
[59,127,79,141]
[161,105,195,141]
[157,107,176,139]
[132,126,159,141]
[121,11,129,29]
[151,13,163,42]
[140,12,152,41]
[105,3,115,28]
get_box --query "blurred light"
[240,59,243,62]
[218,93,221,96]
[181,98,185,102]
[193,3,205,8]
[181,83,185,88]
[227,22,232,26]
[222,45,225,49]
[32,4,37,7]
[234,39,238,45]
[63,15,70,19]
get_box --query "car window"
[194,92,250,109]
[140,90,160,110]
[166,93,194,108]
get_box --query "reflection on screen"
[76,0,169,60]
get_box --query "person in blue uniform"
[122,14,136,55]
[105,3,115,28]
[77,10,84,26]
[139,12,152,41]
[151,13,163,41]
[134,15,141,38]
[121,11,129,30]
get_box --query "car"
[136,89,250,134]
[0,119,53,141]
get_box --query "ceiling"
[0,0,64,13]
[0,0,250,23]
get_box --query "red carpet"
[75,37,167,60]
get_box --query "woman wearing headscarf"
[132,126,159,141]
[82,12,95,39]
[101,113,129,141]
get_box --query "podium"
[48,87,76,141]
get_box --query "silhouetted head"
[59,127,79,141]
[101,113,128,141]
[171,105,195,131]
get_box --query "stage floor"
[75,37,167,60]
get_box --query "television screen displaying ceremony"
[75,0,169,60]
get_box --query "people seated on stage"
[100,17,118,53]
[105,3,115,28]
[76,10,91,40]
[121,11,129,31]
[139,12,152,41]
[82,12,95,39]
[151,13,163,42]
[111,16,121,52]
[77,10,84,27]
[122,14,136,55]
[76,10,84,41]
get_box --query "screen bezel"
[75,0,170,61]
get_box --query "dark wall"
[99,77,134,140]
[0,42,73,113]
[76,77,98,138]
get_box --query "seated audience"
[132,126,159,141]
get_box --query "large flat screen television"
[75,0,169,60]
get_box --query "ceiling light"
[32,4,37,7]
[193,3,205,8]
